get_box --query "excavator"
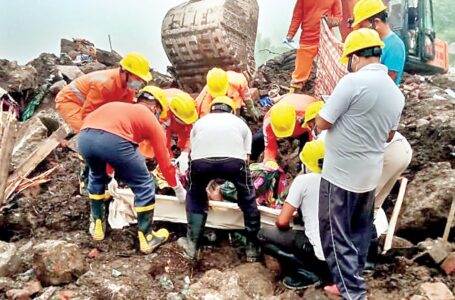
[161,0,449,91]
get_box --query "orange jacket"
[263,94,316,162]
[196,71,251,117]
[162,88,194,154]
[288,0,343,45]
[55,68,135,120]
[81,102,177,187]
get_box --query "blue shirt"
[381,32,406,85]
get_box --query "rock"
[77,271,134,299]
[55,65,84,81]
[6,289,30,300]
[409,296,429,300]
[23,280,42,295]
[416,118,430,128]
[34,286,57,300]
[441,252,455,275]
[27,53,65,85]
[49,80,67,95]
[166,292,183,300]
[95,49,122,67]
[420,282,455,300]
[0,241,21,277]
[392,236,415,248]
[0,59,38,93]
[0,277,18,291]
[79,61,107,74]
[188,263,274,300]
[397,163,455,242]
[32,240,86,286]
[427,240,451,264]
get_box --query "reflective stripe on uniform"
[89,193,106,200]
[135,204,155,213]
[70,82,86,103]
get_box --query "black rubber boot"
[262,243,321,290]
[137,210,169,254]
[178,212,207,262]
[244,214,261,262]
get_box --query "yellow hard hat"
[299,140,325,173]
[138,85,168,119]
[120,52,153,82]
[340,28,384,64]
[270,102,296,138]
[207,68,229,97]
[352,0,387,28]
[169,92,198,124]
[303,101,325,128]
[210,96,236,113]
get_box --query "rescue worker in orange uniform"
[250,93,317,167]
[286,0,343,92]
[78,96,186,254]
[196,67,259,120]
[55,52,153,194]
[55,52,152,132]
[137,87,198,166]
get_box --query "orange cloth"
[288,0,343,45]
[81,102,177,187]
[196,71,249,117]
[55,68,135,132]
[292,44,320,83]
[263,94,316,162]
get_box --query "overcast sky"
[0,0,295,72]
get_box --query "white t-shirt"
[319,63,405,193]
[190,113,252,160]
[286,173,325,261]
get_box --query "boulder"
[55,65,84,82]
[397,162,455,242]
[0,60,38,93]
[188,263,274,300]
[96,49,122,67]
[32,240,86,286]
[0,241,21,277]
[49,80,67,95]
[26,53,65,85]
[79,61,107,74]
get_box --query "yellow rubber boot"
[137,209,169,254]
[89,194,106,241]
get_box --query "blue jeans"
[78,129,155,209]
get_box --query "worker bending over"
[250,93,316,167]
[315,29,404,300]
[196,67,259,120]
[55,52,153,193]
[352,0,406,85]
[286,0,342,93]
[78,96,186,254]
[178,96,261,262]
[258,140,331,290]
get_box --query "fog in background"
[0,0,295,72]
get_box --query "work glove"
[264,160,279,171]
[173,179,187,202]
[175,151,190,174]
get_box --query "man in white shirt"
[258,140,331,290]
[315,29,404,300]
[178,96,260,263]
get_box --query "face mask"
[127,79,144,91]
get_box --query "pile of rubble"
[0,45,455,299]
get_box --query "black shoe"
[363,261,376,276]
[283,275,321,290]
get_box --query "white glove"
[173,180,187,202]
[175,151,190,174]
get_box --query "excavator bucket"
[161,0,259,93]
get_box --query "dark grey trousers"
[318,178,375,300]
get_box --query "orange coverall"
[81,102,177,187]
[55,68,134,132]
[196,71,253,117]
[263,94,316,162]
[138,88,194,159]
[288,0,343,85]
